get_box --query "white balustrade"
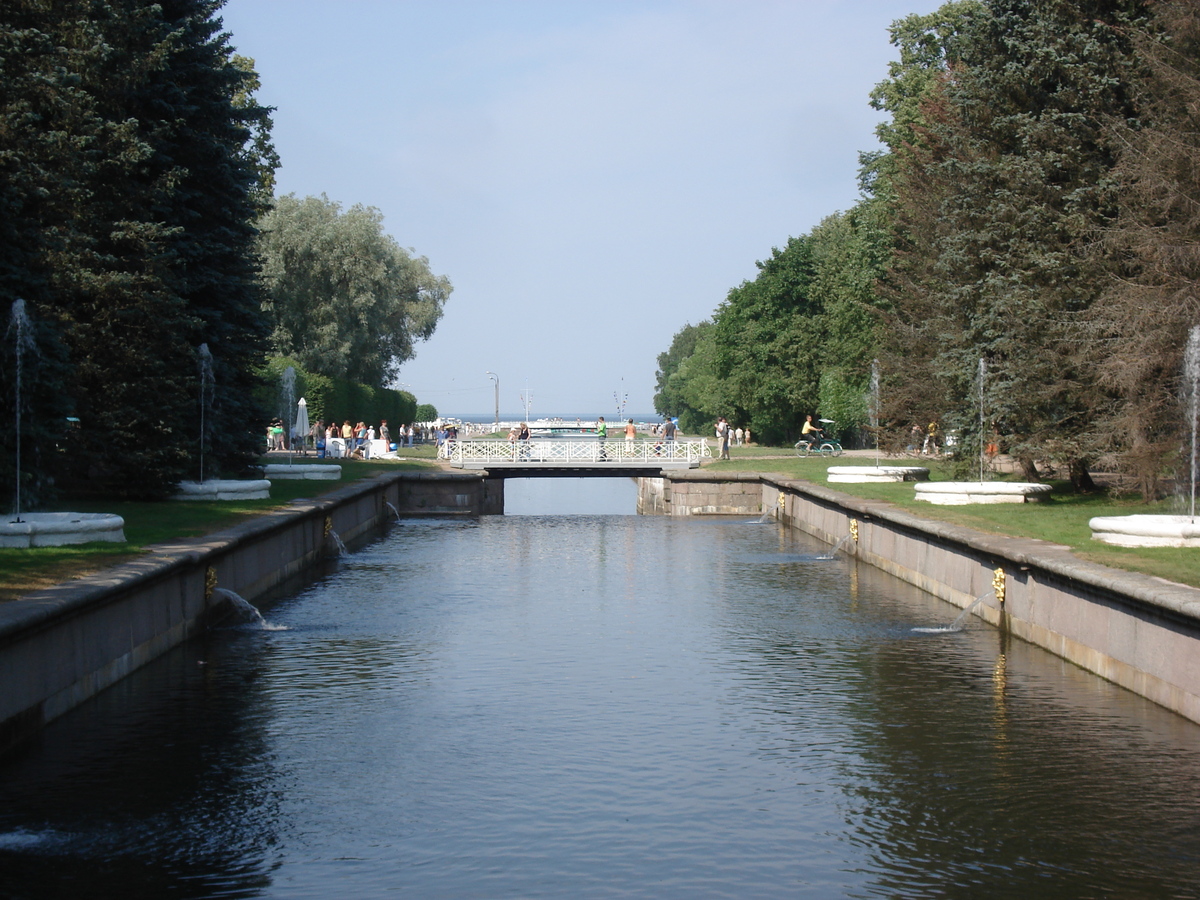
[449,439,710,468]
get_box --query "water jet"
[826,361,929,483]
[819,532,855,560]
[172,343,271,501]
[4,300,126,547]
[915,357,1049,505]
[1089,325,1200,545]
[912,591,994,633]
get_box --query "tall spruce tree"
[867,2,980,447]
[0,4,91,508]
[0,0,272,500]
[884,0,1146,486]
[143,0,271,484]
[1090,1,1200,498]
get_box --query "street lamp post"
[485,371,499,430]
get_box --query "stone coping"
[760,474,1200,625]
[827,466,930,483]
[263,464,342,481]
[914,481,1053,505]
[172,479,272,501]
[661,470,764,483]
[0,470,492,646]
[0,513,126,549]
[1089,515,1200,548]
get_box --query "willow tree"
[257,194,451,389]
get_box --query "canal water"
[2,479,1200,898]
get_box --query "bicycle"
[794,419,844,457]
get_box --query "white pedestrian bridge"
[447,438,710,475]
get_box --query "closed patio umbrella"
[293,397,310,458]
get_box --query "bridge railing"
[447,438,711,466]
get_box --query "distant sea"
[452,412,662,424]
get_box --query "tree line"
[1,0,448,504]
[657,0,1200,497]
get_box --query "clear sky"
[219,0,940,418]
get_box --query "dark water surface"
[3,480,1200,898]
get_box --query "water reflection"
[0,635,281,898]
[503,476,638,516]
[2,507,1200,898]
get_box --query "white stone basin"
[914,481,1052,505]
[263,464,342,481]
[827,466,930,483]
[0,512,126,548]
[1089,514,1200,548]
[173,479,271,501]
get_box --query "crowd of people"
[271,414,950,458]
[266,415,785,461]
[265,418,441,458]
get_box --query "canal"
[2,478,1199,898]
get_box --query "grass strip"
[704,452,1200,589]
[0,455,440,602]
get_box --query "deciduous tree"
[257,194,451,390]
[653,321,711,421]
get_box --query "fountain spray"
[198,344,214,484]
[978,358,987,485]
[870,359,881,468]
[8,300,36,522]
[281,366,296,465]
[1186,326,1199,521]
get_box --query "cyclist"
[800,415,824,448]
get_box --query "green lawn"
[703,450,1200,589]
[0,455,440,602]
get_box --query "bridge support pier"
[637,473,764,517]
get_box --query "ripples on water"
[3,489,1200,898]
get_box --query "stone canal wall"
[635,471,763,516]
[639,474,1200,725]
[7,466,1200,752]
[0,471,501,754]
